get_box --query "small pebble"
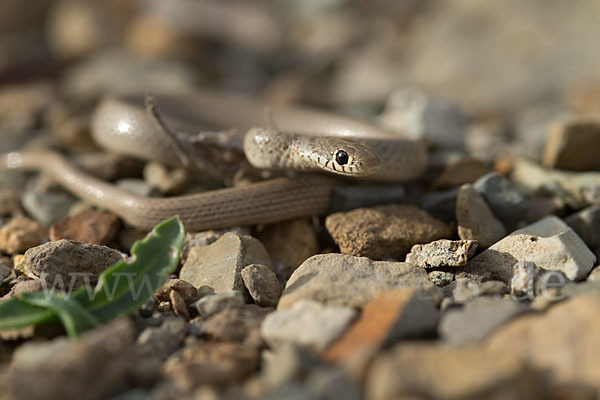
[22,189,77,227]
[510,261,539,299]
[241,264,282,307]
[406,239,478,268]
[0,216,47,254]
[428,271,455,287]
[169,290,190,320]
[154,278,198,304]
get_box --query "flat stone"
[542,120,600,171]
[329,184,406,213]
[406,239,477,268]
[241,264,282,307]
[193,291,245,318]
[467,216,596,283]
[428,270,454,287]
[456,183,506,248]
[439,297,529,345]
[8,318,134,400]
[18,239,123,289]
[179,232,273,297]
[162,341,259,392]
[565,205,600,249]
[325,205,451,260]
[473,172,531,231]
[49,209,120,245]
[486,293,600,389]
[366,343,537,400]
[203,304,271,346]
[256,218,319,278]
[278,254,440,309]
[181,226,250,261]
[324,288,438,364]
[0,216,47,254]
[260,300,356,353]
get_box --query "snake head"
[308,137,381,177]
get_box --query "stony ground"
[2,1,600,399]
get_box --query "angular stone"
[543,120,600,171]
[8,318,134,400]
[49,209,120,245]
[154,278,198,303]
[202,304,271,345]
[467,216,596,283]
[18,239,123,289]
[193,291,245,318]
[473,172,531,231]
[486,294,600,389]
[565,205,600,249]
[325,205,451,260]
[0,216,47,254]
[278,254,440,309]
[510,261,539,298]
[324,288,438,363]
[366,343,538,400]
[406,239,477,268]
[456,183,506,248]
[260,300,356,353]
[241,264,282,307]
[179,232,272,296]
[438,297,529,345]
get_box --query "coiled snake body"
[2,90,427,230]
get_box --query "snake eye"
[335,150,349,165]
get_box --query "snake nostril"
[335,150,349,165]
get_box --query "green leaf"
[0,216,185,338]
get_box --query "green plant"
[0,216,185,339]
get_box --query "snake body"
[2,89,427,231]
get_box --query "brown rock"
[0,216,47,254]
[49,209,120,245]
[366,343,539,400]
[2,279,43,300]
[169,290,190,320]
[325,205,451,260]
[154,278,198,303]
[486,293,600,389]
[8,318,134,400]
[543,120,600,171]
[163,341,260,392]
[257,218,319,272]
[202,304,271,346]
[456,183,506,248]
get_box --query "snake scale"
[1,89,427,231]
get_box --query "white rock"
[260,300,356,353]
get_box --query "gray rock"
[278,254,440,309]
[438,297,529,345]
[329,184,406,213]
[406,239,478,268]
[473,173,530,231]
[456,183,506,248]
[420,187,460,222]
[378,88,470,151]
[565,205,600,249]
[180,232,273,296]
[444,278,508,305]
[18,239,123,289]
[510,261,539,299]
[467,216,596,283]
[8,318,134,400]
[261,300,356,353]
[428,270,454,287]
[193,290,245,318]
[241,264,282,307]
[202,304,270,345]
[22,189,77,227]
[261,344,318,389]
[305,366,361,400]
[136,317,186,361]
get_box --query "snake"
[1,89,427,231]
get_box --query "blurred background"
[1,0,600,157]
